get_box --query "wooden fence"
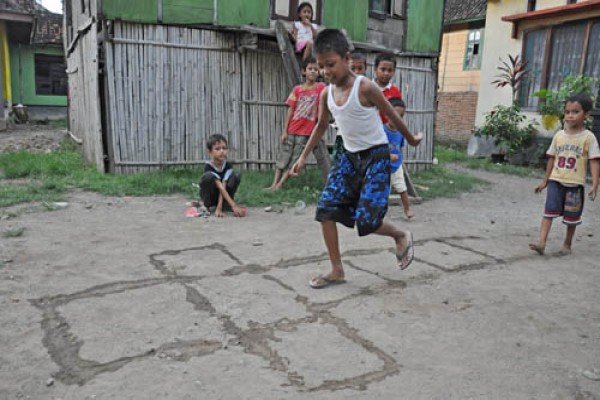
[102,22,436,173]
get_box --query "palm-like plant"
[491,54,528,105]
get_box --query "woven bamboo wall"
[102,22,435,173]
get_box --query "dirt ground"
[1,130,599,399]
[0,125,67,154]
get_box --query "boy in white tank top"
[290,29,423,289]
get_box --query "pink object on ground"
[184,206,200,218]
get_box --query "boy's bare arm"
[589,159,599,200]
[291,89,331,175]
[535,156,554,193]
[361,80,422,146]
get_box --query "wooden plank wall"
[365,54,436,172]
[66,0,104,171]
[102,22,435,173]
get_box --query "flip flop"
[309,274,346,289]
[396,231,414,270]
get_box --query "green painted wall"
[216,0,270,27]
[162,0,213,25]
[323,0,368,42]
[406,0,444,53]
[9,44,67,107]
[102,0,158,23]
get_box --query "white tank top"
[327,75,388,153]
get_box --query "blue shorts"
[316,144,391,236]
[544,180,585,225]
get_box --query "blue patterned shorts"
[316,144,391,236]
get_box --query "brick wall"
[435,91,478,144]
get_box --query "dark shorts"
[316,144,391,236]
[544,180,585,225]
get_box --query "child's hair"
[388,97,406,108]
[374,52,396,69]
[314,29,350,57]
[301,56,317,70]
[565,93,593,112]
[297,2,313,20]
[206,134,227,150]
[351,51,366,62]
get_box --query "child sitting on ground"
[199,134,246,218]
[529,93,599,255]
[267,57,329,190]
[291,2,318,61]
[385,97,414,220]
[291,29,423,289]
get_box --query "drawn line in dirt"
[29,235,513,391]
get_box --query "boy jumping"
[529,93,599,255]
[291,29,423,289]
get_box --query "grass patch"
[0,143,496,208]
[435,145,542,178]
[412,166,488,200]
[2,226,25,238]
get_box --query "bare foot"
[404,210,415,221]
[557,246,572,256]
[263,186,278,192]
[528,243,545,255]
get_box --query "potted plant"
[475,55,536,164]
[534,75,598,134]
[475,104,537,164]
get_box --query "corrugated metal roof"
[0,0,35,14]
[444,0,487,25]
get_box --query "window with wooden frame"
[34,54,68,96]
[518,19,600,109]
[271,0,322,24]
[567,0,577,4]
[527,0,536,12]
[463,29,484,70]
[369,0,405,19]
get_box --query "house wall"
[367,16,405,51]
[476,0,600,127]
[436,29,481,144]
[475,0,524,126]
[436,91,478,144]
[405,0,444,53]
[438,30,480,92]
[8,44,67,106]
[323,0,368,42]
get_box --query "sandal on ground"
[397,231,414,270]
[309,274,346,289]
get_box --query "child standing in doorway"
[529,93,599,255]
[291,29,423,288]
[267,57,329,190]
[291,2,318,61]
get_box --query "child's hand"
[215,207,224,218]
[390,154,399,162]
[589,186,598,201]
[232,206,247,217]
[290,156,306,176]
[534,180,548,193]
[408,132,423,146]
[301,17,311,26]
[281,133,288,144]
